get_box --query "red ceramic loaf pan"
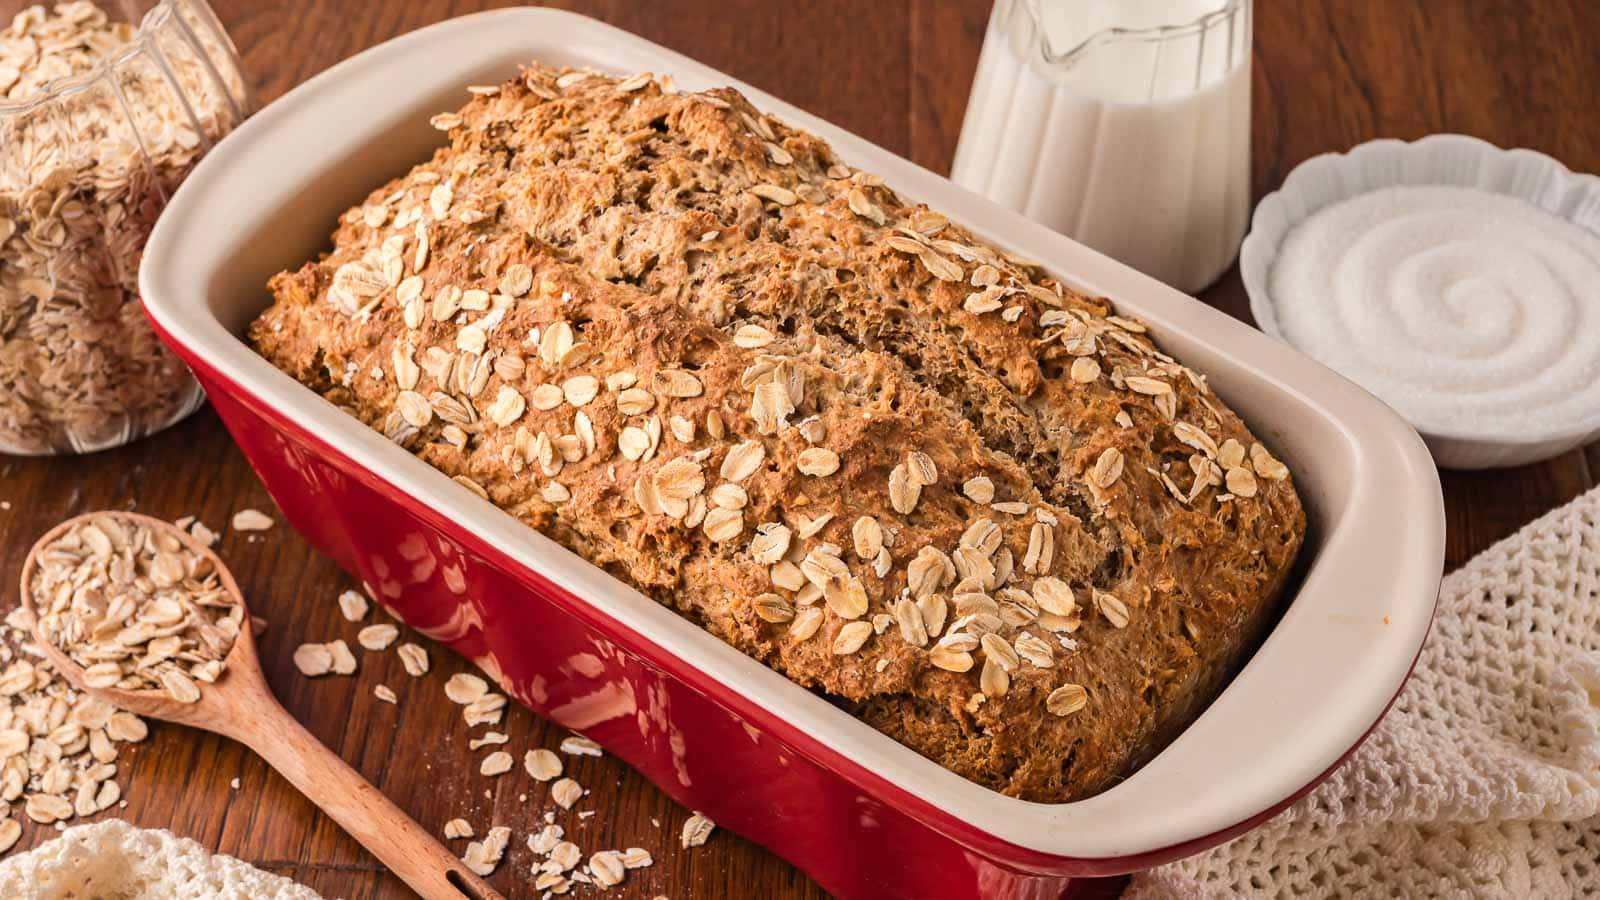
[138,10,1446,899]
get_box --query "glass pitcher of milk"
[952,0,1252,293]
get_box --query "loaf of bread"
[250,63,1305,802]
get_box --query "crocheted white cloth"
[1130,487,1600,899]
[0,819,322,899]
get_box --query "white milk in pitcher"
[952,0,1251,293]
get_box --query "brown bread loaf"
[250,63,1305,802]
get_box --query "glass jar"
[952,0,1252,294]
[0,0,248,455]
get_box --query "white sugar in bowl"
[1240,135,1600,469]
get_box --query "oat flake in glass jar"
[0,0,247,455]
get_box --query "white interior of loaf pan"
[140,8,1445,861]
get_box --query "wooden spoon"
[19,512,502,900]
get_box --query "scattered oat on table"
[589,849,626,887]
[325,640,357,675]
[337,590,369,622]
[559,735,602,758]
[356,624,398,651]
[681,813,716,848]
[525,749,562,782]
[462,824,511,876]
[461,692,505,728]
[229,509,275,532]
[479,751,513,777]
[189,520,220,547]
[468,732,508,750]
[550,777,583,810]
[292,643,334,677]
[444,673,488,704]
[397,643,429,676]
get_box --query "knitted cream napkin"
[0,819,322,898]
[1130,487,1600,899]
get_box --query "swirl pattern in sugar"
[1266,185,1600,438]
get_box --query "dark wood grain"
[2,0,1598,897]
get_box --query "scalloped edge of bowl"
[1239,134,1600,470]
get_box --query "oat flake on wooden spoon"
[18,511,502,900]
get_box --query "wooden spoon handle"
[235,704,503,900]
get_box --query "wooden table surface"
[4,0,1599,896]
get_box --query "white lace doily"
[1130,487,1600,899]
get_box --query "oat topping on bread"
[249,62,1305,802]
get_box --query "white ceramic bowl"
[1240,134,1600,470]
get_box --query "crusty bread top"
[251,63,1305,802]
